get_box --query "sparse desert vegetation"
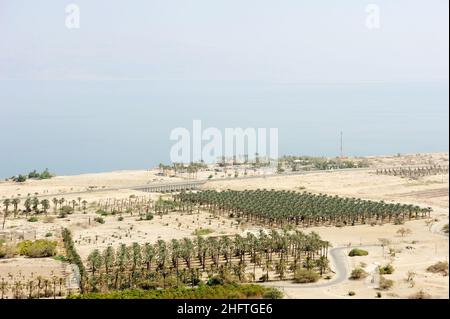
[379,264,395,275]
[0,152,448,299]
[348,249,369,257]
[349,267,368,280]
[69,283,283,299]
[192,228,214,236]
[409,289,432,299]
[426,261,448,276]
[293,268,321,283]
[378,276,394,290]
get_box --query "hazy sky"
[0,1,448,177]
[0,0,448,82]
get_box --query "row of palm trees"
[97,196,159,216]
[376,165,448,178]
[1,197,88,229]
[0,276,65,299]
[175,190,432,227]
[158,162,207,178]
[82,230,329,292]
[279,156,369,171]
[96,196,199,219]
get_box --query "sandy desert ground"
[0,152,448,299]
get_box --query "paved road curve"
[261,244,380,290]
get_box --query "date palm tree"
[71,200,77,212]
[170,239,181,282]
[315,255,329,275]
[58,198,65,210]
[103,246,115,274]
[12,198,20,218]
[81,200,88,213]
[87,249,103,276]
[156,240,168,270]
[131,242,142,273]
[40,199,50,216]
[196,236,207,270]
[219,236,233,267]
[52,198,58,213]
[181,238,194,269]
[2,199,11,229]
[142,243,155,272]
[275,258,287,280]
[24,198,31,218]
[31,197,39,214]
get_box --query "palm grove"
[81,229,329,293]
[176,189,432,227]
[1,187,433,297]
[2,196,88,229]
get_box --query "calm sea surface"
[0,80,448,178]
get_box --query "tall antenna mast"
[340,131,343,158]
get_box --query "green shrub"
[426,261,448,276]
[14,174,27,182]
[348,248,368,257]
[0,242,17,259]
[207,273,236,286]
[69,284,282,299]
[348,291,356,296]
[282,224,295,232]
[28,170,40,178]
[442,224,449,234]
[350,267,368,280]
[62,228,85,277]
[293,268,320,283]
[192,228,214,236]
[58,212,67,218]
[27,216,38,222]
[118,216,124,221]
[137,280,159,290]
[17,240,57,258]
[207,276,225,286]
[375,292,382,298]
[96,209,108,216]
[39,168,54,179]
[379,264,395,275]
[53,255,67,262]
[60,206,74,215]
[378,276,394,290]
[45,232,53,237]
[28,168,53,180]
[43,216,55,223]
[263,288,283,299]
[94,217,105,224]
